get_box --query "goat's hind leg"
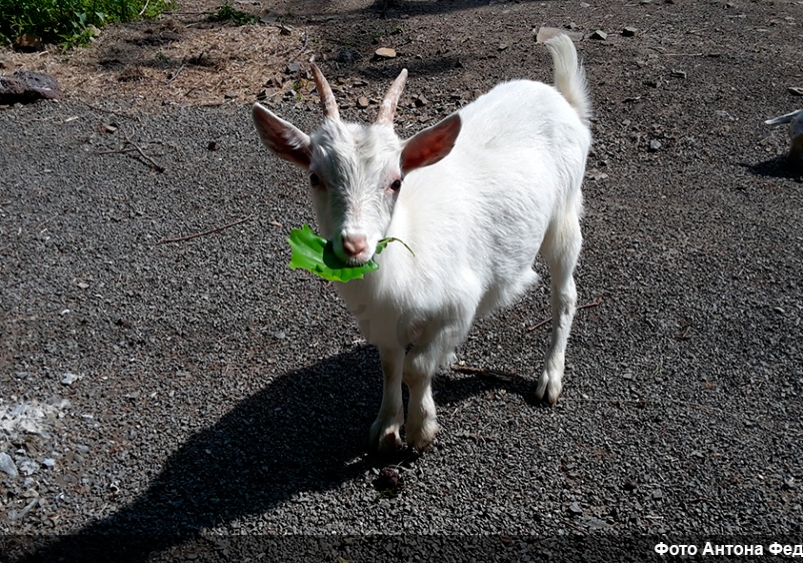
[536,205,582,405]
[369,347,405,455]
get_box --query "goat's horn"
[376,69,408,126]
[311,64,340,121]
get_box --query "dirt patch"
[0,1,314,107]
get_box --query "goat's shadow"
[8,347,540,562]
[741,155,802,180]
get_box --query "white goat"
[253,34,592,454]
[765,109,803,167]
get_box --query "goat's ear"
[400,113,462,173]
[252,103,312,169]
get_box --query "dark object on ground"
[0,71,63,104]
[373,467,405,495]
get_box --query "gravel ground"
[1,0,803,561]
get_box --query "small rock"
[623,479,637,491]
[652,489,663,500]
[18,458,38,476]
[207,141,219,151]
[590,30,608,41]
[285,62,301,74]
[279,24,293,36]
[103,124,117,133]
[568,501,583,515]
[224,90,237,99]
[275,331,286,340]
[375,47,397,59]
[414,94,428,107]
[774,306,785,314]
[783,478,796,490]
[357,96,369,109]
[671,70,687,79]
[498,44,508,51]
[649,139,662,152]
[580,1,590,7]
[622,26,638,37]
[42,458,56,469]
[0,452,18,478]
[61,372,80,385]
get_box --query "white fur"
[253,34,592,454]
[766,109,803,164]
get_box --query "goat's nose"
[342,234,368,258]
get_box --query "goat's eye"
[310,173,322,188]
[390,179,402,192]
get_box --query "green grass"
[0,0,176,49]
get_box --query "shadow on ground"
[6,347,540,562]
[742,156,803,180]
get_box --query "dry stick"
[527,298,602,332]
[288,29,310,63]
[81,100,140,121]
[165,64,186,85]
[123,129,165,172]
[157,215,254,244]
[93,147,139,155]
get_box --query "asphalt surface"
[1,0,803,561]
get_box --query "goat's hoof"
[369,426,403,457]
[405,419,439,451]
[535,372,562,405]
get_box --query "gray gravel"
[2,0,803,560]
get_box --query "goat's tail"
[545,34,592,126]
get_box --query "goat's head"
[253,65,462,265]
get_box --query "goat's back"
[346,79,590,331]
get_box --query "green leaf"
[287,225,413,283]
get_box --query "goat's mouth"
[325,240,375,268]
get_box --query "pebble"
[357,96,369,109]
[375,48,397,59]
[568,501,583,515]
[0,452,18,478]
[649,140,662,152]
[61,372,79,385]
[590,30,608,41]
[622,26,638,37]
[43,458,56,469]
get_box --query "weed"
[207,1,256,25]
[0,0,176,49]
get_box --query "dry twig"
[165,64,186,85]
[527,298,602,331]
[289,29,310,62]
[123,129,165,172]
[157,215,255,244]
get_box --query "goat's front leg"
[402,349,439,451]
[369,347,405,455]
